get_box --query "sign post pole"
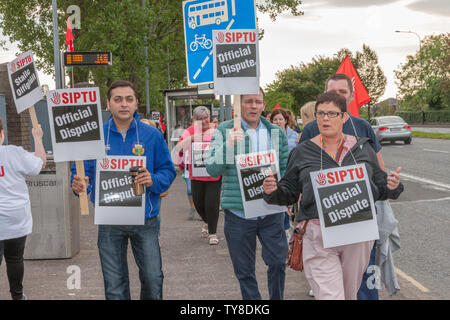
[70,68,89,216]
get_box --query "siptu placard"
[213,29,260,95]
[64,52,112,66]
[95,156,146,225]
[236,150,286,219]
[310,163,379,248]
[190,142,211,178]
[47,87,106,162]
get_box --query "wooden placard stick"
[233,94,241,129]
[28,105,39,129]
[75,160,90,215]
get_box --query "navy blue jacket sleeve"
[70,160,96,201]
[299,120,319,143]
[362,121,382,153]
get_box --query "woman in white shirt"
[0,117,46,300]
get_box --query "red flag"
[65,17,74,52]
[273,101,280,110]
[336,55,370,117]
[160,121,166,132]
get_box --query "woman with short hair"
[263,92,404,299]
[177,106,222,245]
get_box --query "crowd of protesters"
[0,73,404,301]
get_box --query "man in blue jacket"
[71,80,176,300]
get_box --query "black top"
[264,137,403,222]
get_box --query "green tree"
[266,55,339,115]
[266,45,387,116]
[0,0,183,110]
[264,90,295,111]
[395,33,450,111]
[0,0,304,111]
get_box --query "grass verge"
[412,131,450,139]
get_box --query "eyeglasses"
[314,111,344,119]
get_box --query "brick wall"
[0,62,31,150]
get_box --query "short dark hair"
[325,73,353,94]
[261,110,271,117]
[270,108,289,123]
[0,117,3,132]
[107,80,139,101]
[315,91,347,113]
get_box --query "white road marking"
[399,172,450,190]
[423,148,450,154]
[390,196,450,204]
[395,267,430,293]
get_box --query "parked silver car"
[370,116,412,144]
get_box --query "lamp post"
[52,0,62,89]
[395,30,425,124]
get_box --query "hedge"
[395,110,450,124]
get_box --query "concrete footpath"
[0,172,426,300]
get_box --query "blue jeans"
[283,212,290,230]
[97,217,163,300]
[357,244,379,300]
[224,210,288,300]
[184,177,192,198]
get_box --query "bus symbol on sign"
[188,0,229,29]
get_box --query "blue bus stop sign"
[183,0,256,85]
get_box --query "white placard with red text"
[47,88,106,162]
[213,29,260,95]
[95,156,146,225]
[7,51,43,113]
[310,163,379,248]
[151,111,160,123]
[236,150,286,219]
[190,142,211,178]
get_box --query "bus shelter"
[162,87,215,152]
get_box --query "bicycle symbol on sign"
[190,34,213,52]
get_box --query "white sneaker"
[308,289,314,297]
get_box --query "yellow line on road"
[395,267,430,293]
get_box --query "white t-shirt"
[0,145,43,240]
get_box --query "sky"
[1,0,449,102]
[258,0,450,100]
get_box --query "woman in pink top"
[177,106,221,245]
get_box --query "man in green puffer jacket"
[205,89,290,300]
